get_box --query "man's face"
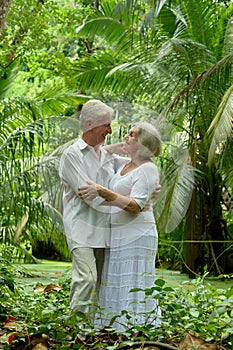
[91,115,112,145]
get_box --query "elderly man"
[59,99,117,318]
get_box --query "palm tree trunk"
[0,0,12,35]
[185,133,205,277]
[185,163,227,276]
[207,169,225,274]
[185,188,205,278]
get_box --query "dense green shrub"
[1,264,232,349]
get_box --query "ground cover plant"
[0,258,232,349]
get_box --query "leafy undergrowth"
[0,258,233,349]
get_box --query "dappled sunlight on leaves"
[34,284,62,293]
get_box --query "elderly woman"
[78,121,162,332]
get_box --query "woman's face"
[124,126,139,155]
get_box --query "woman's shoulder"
[140,161,158,171]
[138,162,159,181]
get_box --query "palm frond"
[34,84,82,116]
[76,17,127,47]
[73,52,118,92]
[156,147,195,233]
[167,53,233,117]
[0,83,84,261]
[208,85,233,165]
[179,0,233,58]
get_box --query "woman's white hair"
[79,99,114,131]
[134,121,161,158]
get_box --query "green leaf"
[189,308,200,318]
[154,279,166,287]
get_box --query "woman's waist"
[110,210,155,225]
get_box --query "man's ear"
[86,119,92,130]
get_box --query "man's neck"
[82,134,101,156]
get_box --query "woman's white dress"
[97,162,161,332]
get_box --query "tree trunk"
[0,0,12,35]
[185,161,229,276]
[185,133,205,278]
[207,168,225,274]
[185,188,205,278]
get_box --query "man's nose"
[108,126,112,134]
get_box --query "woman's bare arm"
[103,142,127,155]
[78,181,141,214]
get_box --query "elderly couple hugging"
[59,99,162,332]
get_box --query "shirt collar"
[76,138,103,153]
[76,138,89,150]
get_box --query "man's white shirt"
[59,139,116,251]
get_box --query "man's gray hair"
[79,99,114,131]
[134,121,162,157]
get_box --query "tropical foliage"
[0,259,233,348]
[0,0,88,261]
[73,0,233,276]
[0,0,232,275]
